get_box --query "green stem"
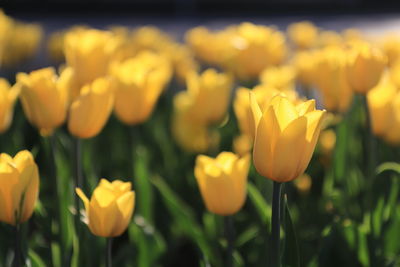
[106,238,113,267]
[362,95,376,181]
[73,138,83,259]
[48,134,68,264]
[224,216,234,267]
[271,181,282,267]
[13,224,21,267]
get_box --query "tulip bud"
[287,21,318,50]
[292,51,318,88]
[194,152,250,216]
[250,94,325,182]
[0,78,18,133]
[76,179,135,237]
[16,67,69,136]
[346,41,387,94]
[111,51,172,125]
[68,77,114,139]
[0,150,39,225]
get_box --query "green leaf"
[150,176,216,264]
[282,196,300,267]
[376,162,400,175]
[247,183,271,225]
[28,249,46,267]
[371,197,385,238]
[235,225,259,247]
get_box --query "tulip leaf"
[150,175,216,264]
[247,183,271,225]
[235,225,259,247]
[376,162,400,175]
[282,196,300,267]
[371,196,385,238]
[28,249,46,267]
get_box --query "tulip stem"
[106,238,113,267]
[271,181,282,267]
[73,138,83,256]
[224,216,235,267]
[13,224,22,267]
[362,96,376,179]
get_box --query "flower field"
[0,10,400,267]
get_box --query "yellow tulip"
[181,69,232,125]
[233,134,252,157]
[228,23,287,80]
[0,78,18,133]
[111,51,172,125]
[250,94,325,182]
[292,51,318,88]
[234,85,299,140]
[381,34,400,66]
[0,150,39,225]
[259,65,296,91]
[317,31,343,48]
[381,93,400,144]
[346,41,387,94]
[367,78,398,137]
[16,67,69,136]
[68,77,114,139]
[287,21,318,50]
[314,46,354,112]
[194,152,250,215]
[318,129,336,156]
[76,179,135,237]
[64,28,119,98]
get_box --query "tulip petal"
[76,188,90,212]
[272,116,308,182]
[253,106,279,179]
[270,95,299,131]
[0,162,20,225]
[19,163,39,223]
[296,99,316,115]
[112,191,135,236]
[91,186,119,237]
[249,91,262,140]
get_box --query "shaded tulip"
[76,179,135,237]
[0,150,39,225]
[250,94,325,182]
[111,51,172,125]
[315,46,354,112]
[233,134,252,157]
[16,67,69,136]
[367,78,399,138]
[68,77,114,139]
[259,65,296,91]
[180,69,232,125]
[292,51,318,88]
[64,28,119,98]
[287,21,318,50]
[381,94,400,145]
[0,78,18,133]
[346,41,387,94]
[194,152,250,215]
[381,34,400,66]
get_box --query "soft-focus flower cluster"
[0,10,42,67]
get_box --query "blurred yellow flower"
[346,41,387,94]
[259,65,296,91]
[64,28,119,98]
[179,69,232,125]
[381,34,400,66]
[76,179,135,237]
[250,94,325,182]
[367,78,398,137]
[317,31,343,48]
[292,51,318,88]
[319,129,337,155]
[287,21,318,50]
[111,51,172,125]
[16,67,69,136]
[194,152,250,215]
[68,77,114,139]
[0,78,18,133]
[228,22,287,80]
[294,173,312,195]
[0,150,39,225]
[315,46,354,112]
[233,134,253,156]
